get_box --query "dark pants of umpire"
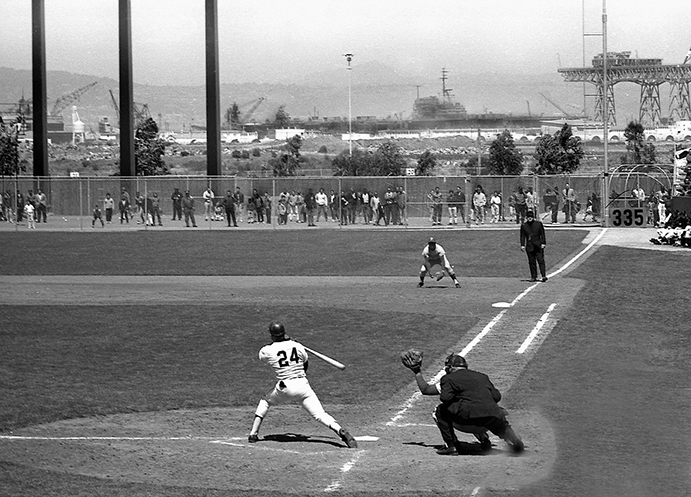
[435,404,514,447]
[526,246,546,280]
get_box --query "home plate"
[492,302,512,308]
[355,436,379,442]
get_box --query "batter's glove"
[400,349,423,374]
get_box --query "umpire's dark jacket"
[519,219,546,252]
[439,369,504,420]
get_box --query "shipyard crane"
[108,89,152,127]
[225,97,266,129]
[50,81,97,116]
[540,92,579,119]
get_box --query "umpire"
[520,209,548,282]
[435,355,524,455]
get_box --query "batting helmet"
[269,321,286,337]
[445,354,467,369]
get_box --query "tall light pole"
[344,53,354,156]
[602,0,609,227]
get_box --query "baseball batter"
[418,237,461,288]
[248,322,357,448]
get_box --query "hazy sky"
[1,0,690,86]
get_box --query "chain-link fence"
[0,171,673,228]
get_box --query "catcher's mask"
[269,321,286,337]
[444,354,467,373]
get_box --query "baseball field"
[1,226,689,496]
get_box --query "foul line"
[387,228,607,426]
[516,303,557,354]
[323,450,365,493]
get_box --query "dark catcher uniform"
[519,211,547,282]
[435,355,523,453]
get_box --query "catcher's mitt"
[400,349,423,373]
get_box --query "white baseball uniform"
[420,243,453,274]
[255,339,341,430]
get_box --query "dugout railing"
[0,172,672,229]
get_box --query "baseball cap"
[526,210,535,218]
[428,237,436,244]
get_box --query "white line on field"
[387,228,606,426]
[323,450,364,492]
[471,487,481,496]
[516,303,557,354]
[0,435,226,441]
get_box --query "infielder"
[248,322,357,448]
[418,237,461,288]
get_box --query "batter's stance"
[248,322,357,448]
[418,237,461,288]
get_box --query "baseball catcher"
[401,350,524,455]
[418,237,461,288]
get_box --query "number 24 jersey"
[259,339,309,381]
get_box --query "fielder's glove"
[400,349,423,374]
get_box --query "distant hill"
[0,64,644,133]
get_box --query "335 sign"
[609,207,646,227]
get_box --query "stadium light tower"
[344,53,354,156]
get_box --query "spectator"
[431,187,443,225]
[202,186,215,221]
[224,190,238,227]
[563,183,577,224]
[247,194,256,223]
[361,188,371,224]
[3,190,13,223]
[150,192,162,226]
[92,204,104,228]
[656,186,669,227]
[135,191,146,225]
[489,191,502,223]
[171,187,183,221]
[36,189,47,223]
[514,186,526,225]
[544,187,560,225]
[339,190,349,225]
[315,187,329,222]
[103,192,114,224]
[16,191,24,224]
[447,190,457,225]
[277,197,288,225]
[234,187,245,223]
[329,189,339,223]
[118,194,130,224]
[347,188,358,224]
[182,190,197,228]
[384,186,396,226]
[454,185,466,224]
[296,191,306,224]
[396,186,407,225]
[24,200,35,229]
[472,185,487,225]
[371,191,384,226]
[288,190,298,222]
[305,188,317,227]
[251,189,263,223]
[263,192,272,224]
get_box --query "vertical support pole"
[119,0,136,177]
[205,0,222,177]
[602,0,609,228]
[31,0,49,177]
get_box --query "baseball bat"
[304,346,346,370]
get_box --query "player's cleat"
[418,281,424,288]
[480,437,492,453]
[338,429,358,448]
[454,281,461,288]
[248,434,259,443]
[541,276,548,282]
[436,445,458,456]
